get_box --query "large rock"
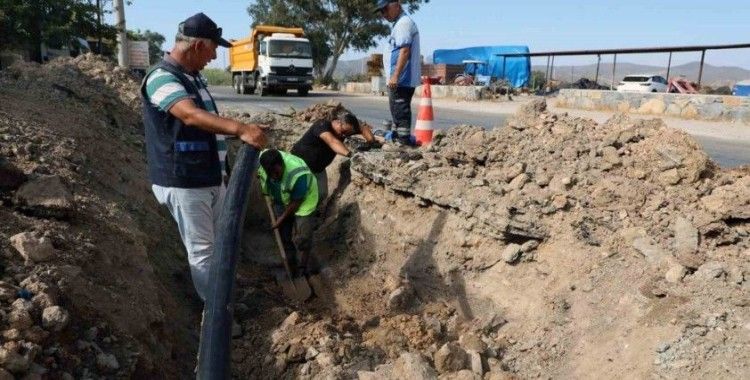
[0,159,27,193]
[14,175,75,218]
[392,352,438,380]
[434,343,469,373]
[10,232,58,263]
[42,306,70,332]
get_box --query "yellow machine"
[229,25,313,96]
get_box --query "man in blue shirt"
[377,0,421,146]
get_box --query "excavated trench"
[224,101,750,379]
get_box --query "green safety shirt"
[258,150,318,217]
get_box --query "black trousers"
[388,86,416,141]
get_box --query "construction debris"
[222,100,749,379]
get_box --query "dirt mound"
[0,56,195,378]
[293,100,348,123]
[226,100,749,379]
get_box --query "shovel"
[265,196,312,302]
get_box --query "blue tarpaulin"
[433,46,531,88]
[733,80,750,96]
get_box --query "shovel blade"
[274,270,312,302]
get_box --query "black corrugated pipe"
[197,144,259,379]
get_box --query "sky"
[115,0,750,70]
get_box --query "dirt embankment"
[225,100,749,379]
[0,54,198,378]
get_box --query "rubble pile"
[0,56,193,378]
[226,100,749,379]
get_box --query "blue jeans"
[152,184,225,301]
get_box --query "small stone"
[502,244,522,264]
[459,334,487,353]
[96,353,120,372]
[31,292,57,311]
[10,233,58,263]
[42,306,70,332]
[695,262,726,280]
[673,217,699,255]
[393,352,437,380]
[316,352,338,368]
[632,237,669,265]
[23,326,49,344]
[659,168,681,185]
[434,343,468,373]
[508,173,529,190]
[0,368,14,380]
[503,163,525,182]
[14,175,75,218]
[0,347,29,374]
[2,329,22,341]
[8,309,33,331]
[551,195,569,210]
[656,342,671,353]
[280,312,300,330]
[468,350,484,376]
[305,346,320,360]
[665,264,687,283]
[11,299,33,313]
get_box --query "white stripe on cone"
[415,119,433,131]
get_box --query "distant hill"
[532,62,750,87]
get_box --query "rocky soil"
[224,100,749,379]
[0,54,197,378]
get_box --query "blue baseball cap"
[179,13,231,48]
[375,0,396,12]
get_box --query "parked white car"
[616,74,668,93]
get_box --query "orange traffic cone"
[414,77,434,146]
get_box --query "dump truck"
[229,25,314,96]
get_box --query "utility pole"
[96,0,102,54]
[115,0,128,68]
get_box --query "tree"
[247,0,429,83]
[530,70,546,90]
[127,29,165,64]
[0,0,115,62]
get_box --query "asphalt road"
[211,86,750,168]
[211,86,508,130]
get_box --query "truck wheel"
[240,80,250,95]
[298,87,309,97]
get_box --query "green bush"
[201,68,232,86]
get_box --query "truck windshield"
[268,40,312,59]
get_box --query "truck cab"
[230,26,314,96]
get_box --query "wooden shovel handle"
[265,196,295,278]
